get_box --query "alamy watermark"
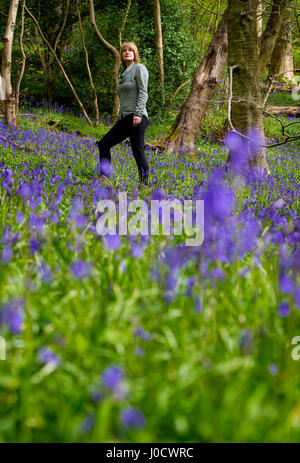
[0,336,6,360]
[291,76,300,101]
[95,192,204,246]
[291,336,300,361]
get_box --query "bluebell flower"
[102,365,123,390]
[38,346,61,366]
[278,302,289,317]
[120,407,146,429]
[0,298,24,334]
[71,260,92,279]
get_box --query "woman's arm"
[134,64,149,118]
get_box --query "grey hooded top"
[117,62,149,121]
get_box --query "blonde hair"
[120,42,140,69]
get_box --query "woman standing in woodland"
[97,42,151,186]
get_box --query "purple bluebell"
[280,275,294,295]
[194,298,202,314]
[134,346,145,357]
[0,298,24,334]
[81,413,95,433]
[71,260,92,279]
[185,276,196,298]
[103,235,122,251]
[135,326,151,341]
[278,302,290,317]
[38,346,61,366]
[102,365,123,390]
[2,244,12,263]
[268,364,278,375]
[120,407,146,429]
[131,242,143,258]
[38,261,52,284]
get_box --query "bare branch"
[53,0,70,55]
[119,0,132,50]
[194,0,223,16]
[164,78,191,115]
[227,64,300,149]
[227,65,238,132]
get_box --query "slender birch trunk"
[15,0,26,119]
[153,0,165,106]
[1,0,20,125]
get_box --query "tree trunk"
[1,0,20,125]
[166,9,228,152]
[227,0,269,175]
[153,0,165,106]
[258,0,287,78]
[14,0,26,119]
[268,26,295,83]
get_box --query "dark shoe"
[139,169,150,186]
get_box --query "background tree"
[153,0,165,106]
[1,0,20,125]
[166,7,228,152]
[268,22,295,83]
[258,0,288,78]
[227,0,269,174]
[30,0,73,104]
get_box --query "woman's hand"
[133,115,142,127]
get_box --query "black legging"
[97,113,150,182]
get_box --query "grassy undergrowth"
[0,98,299,443]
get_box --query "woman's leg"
[129,115,150,183]
[97,116,132,177]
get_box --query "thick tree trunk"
[281,30,294,82]
[227,0,269,175]
[166,9,228,152]
[153,0,165,105]
[1,0,20,125]
[258,0,287,77]
[268,26,295,83]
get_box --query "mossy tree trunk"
[268,25,294,83]
[227,0,269,174]
[258,0,287,78]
